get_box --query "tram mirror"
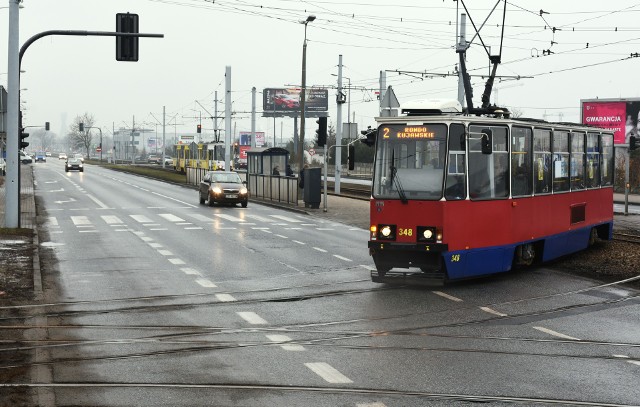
[481,129,493,154]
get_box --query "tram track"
[613,231,640,244]
[0,382,635,407]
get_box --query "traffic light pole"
[323,138,363,212]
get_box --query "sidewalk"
[0,165,35,229]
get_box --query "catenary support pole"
[225,66,232,171]
[335,55,343,195]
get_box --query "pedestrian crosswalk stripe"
[71,216,91,226]
[159,213,185,222]
[215,213,246,222]
[101,215,124,224]
[270,215,302,223]
[130,215,153,223]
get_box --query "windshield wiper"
[389,150,408,204]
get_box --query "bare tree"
[33,128,56,151]
[68,113,95,158]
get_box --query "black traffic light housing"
[631,135,638,151]
[20,128,29,149]
[79,122,84,132]
[45,122,50,131]
[316,117,327,147]
[360,126,376,147]
[197,124,202,133]
[116,13,139,62]
[347,144,355,170]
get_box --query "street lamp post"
[297,15,316,174]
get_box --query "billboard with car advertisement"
[263,88,328,116]
[581,98,640,145]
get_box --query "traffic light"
[316,117,327,147]
[197,124,202,133]
[116,13,139,62]
[631,135,638,151]
[360,126,376,147]
[45,122,50,131]
[348,144,355,170]
[79,122,84,132]
[20,128,29,149]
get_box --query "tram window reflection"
[585,132,600,189]
[553,131,570,192]
[511,126,532,197]
[533,129,552,194]
[601,134,614,186]
[468,125,508,200]
[445,123,466,200]
[570,132,586,191]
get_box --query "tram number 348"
[451,254,461,262]
[398,228,413,236]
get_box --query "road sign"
[96,148,102,152]
[308,148,316,156]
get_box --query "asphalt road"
[20,160,640,406]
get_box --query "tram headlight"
[417,226,438,243]
[376,224,396,240]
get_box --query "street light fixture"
[297,14,316,175]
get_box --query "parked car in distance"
[35,151,46,162]
[163,156,173,166]
[74,153,84,163]
[58,153,68,160]
[0,158,6,175]
[45,151,52,157]
[199,171,248,208]
[147,154,161,164]
[19,151,33,164]
[65,157,84,172]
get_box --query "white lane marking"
[157,250,173,256]
[101,215,124,225]
[78,230,98,233]
[195,279,217,288]
[275,234,288,239]
[87,194,109,209]
[215,213,246,223]
[70,216,91,226]
[48,217,59,226]
[159,213,185,222]
[217,227,237,230]
[533,326,581,341]
[357,403,387,407]
[613,355,630,359]
[168,258,186,265]
[188,213,215,222]
[252,227,270,230]
[433,291,464,302]
[130,215,153,223]
[260,230,273,234]
[244,214,273,222]
[270,215,302,223]
[237,312,268,325]
[480,307,507,317]
[150,228,169,231]
[360,265,375,271]
[304,362,353,384]
[285,227,302,230]
[216,294,236,302]
[301,223,317,226]
[333,254,352,262]
[184,227,203,230]
[181,268,202,276]
[293,240,305,245]
[266,334,306,351]
[628,361,640,366]
[313,247,327,253]
[149,243,163,248]
[143,223,161,227]
[150,191,198,208]
[140,236,153,242]
[316,228,334,231]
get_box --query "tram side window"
[533,129,552,194]
[585,133,600,189]
[570,132,586,191]
[601,134,614,186]
[468,125,509,200]
[511,126,532,197]
[445,123,466,200]
[552,131,570,192]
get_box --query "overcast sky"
[3,0,640,146]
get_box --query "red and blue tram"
[368,100,615,284]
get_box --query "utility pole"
[214,91,219,142]
[131,115,135,165]
[162,106,166,168]
[335,55,344,194]
[5,1,20,228]
[457,13,468,108]
[251,87,256,149]
[225,66,232,171]
[379,71,386,115]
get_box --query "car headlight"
[79,164,83,167]
[240,187,248,194]
[211,186,222,194]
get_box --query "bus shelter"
[246,147,298,205]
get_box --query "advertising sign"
[263,88,328,115]
[147,137,164,150]
[239,131,265,147]
[581,98,640,145]
[239,145,250,159]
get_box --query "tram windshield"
[372,123,447,200]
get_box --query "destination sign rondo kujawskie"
[381,125,436,140]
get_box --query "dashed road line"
[266,335,305,351]
[168,258,186,265]
[216,294,236,302]
[157,250,173,256]
[333,254,352,262]
[433,291,463,302]
[180,268,201,276]
[533,326,581,341]
[304,362,353,384]
[195,279,217,288]
[313,247,327,253]
[480,306,507,317]
[292,240,305,245]
[237,312,267,324]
